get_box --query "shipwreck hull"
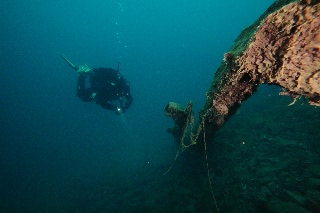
[166,0,320,146]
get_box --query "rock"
[267,200,311,213]
[286,190,306,205]
[305,190,320,212]
[306,165,320,177]
[267,181,279,194]
[307,178,320,190]
[261,186,272,198]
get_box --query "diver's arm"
[123,93,133,111]
[120,82,132,112]
[100,101,117,111]
[76,75,93,102]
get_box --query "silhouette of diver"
[59,53,132,114]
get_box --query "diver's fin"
[58,52,77,70]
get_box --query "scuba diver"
[59,53,133,115]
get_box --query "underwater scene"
[1,0,319,212]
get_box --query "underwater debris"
[164,101,194,143]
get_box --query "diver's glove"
[59,53,92,74]
[77,64,92,74]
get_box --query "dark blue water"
[2,1,319,212]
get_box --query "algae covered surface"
[194,0,320,147]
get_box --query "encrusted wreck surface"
[166,0,320,146]
[199,0,320,143]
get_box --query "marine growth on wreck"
[165,0,320,146]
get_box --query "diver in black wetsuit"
[59,53,132,114]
